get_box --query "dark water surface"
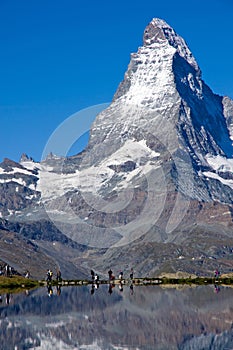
[0,283,233,349]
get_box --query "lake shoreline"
[1,275,233,293]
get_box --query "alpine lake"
[1,277,233,349]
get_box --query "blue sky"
[0,0,233,162]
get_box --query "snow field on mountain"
[206,154,233,173]
[37,139,161,202]
[203,154,233,190]
[122,42,176,108]
[203,171,233,189]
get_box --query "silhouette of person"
[214,269,220,278]
[56,269,62,282]
[108,284,113,295]
[90,284,95,295]
[25,271,30,278]
[5,265,10,277]
[130,283,134,295]
[108,269,113,280]
[46,269,53,282]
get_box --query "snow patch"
[206,154,233,173]
[203,171,233,189]
[0,178,27,186]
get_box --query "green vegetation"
[0,276,42,294]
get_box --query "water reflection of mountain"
[1,285,233,349]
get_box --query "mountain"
[1,18,233,278]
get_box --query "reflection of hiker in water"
[47,285,53,297]
[56,285,61,296]
[0,295,2,303]
[108,284,114,295]
[130,283,134,295]
[90,284,95,295]
[6,293,11,304]
[214,284,220,293]
[119,283,123,292]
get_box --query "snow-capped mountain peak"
[112,18,201,110]
[144,18,199,71]
[88,17,233,206]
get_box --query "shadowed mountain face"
[0,18,233,277]
[1,285,233,349]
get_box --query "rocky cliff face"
[1,18,233,277]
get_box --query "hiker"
[9,266,12,276]
[46,269,53,282]
[119,271,123,280]
[214,269,220,278]
[130,268,134,280]
[46,269,50,282]
[56,269,62,282]
[94,274,99,282]
[91,269,95,281]
[108,269,113,280]
[25,271,30,278]
[5,264,10,277]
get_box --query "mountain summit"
[113,17,199,104]
[87,18,233,205]
[143,18,198,69]
[1,18,233,277]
